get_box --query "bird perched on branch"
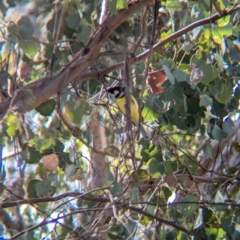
[107,86,149,139]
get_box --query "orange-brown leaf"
[147,70,167,94]
[42,154,59,171]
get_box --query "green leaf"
[116,0,128,10]
[203,142,214,159]
[19,41,39,57]
[58,152,70,170]
[110,181,122,197]
[166,0,182,11]
[179,195,198,217]
[21,146,42,164]
[202,207,215,223]
[198,0,211,12]
[162,65,175,84]
[65,164,76,179]
[201,65,218,85]
[130,187,139,202]
[162,186,172,200]
[212,124,228,141]
[35,179,52,197]
[77,19,91,43]
[173,69,188,82]
[108,0,118,14]
[183,97,187,113]
[181,155,198,173]
[227,97,239,111]
[211,99,228,118]
[6,123,18,136]
[165,161,178,174]
[166,230,178,240]
[209,80,233,104]
[105,170,115,183]
[29,136,54,153]
[177,231,190,240]
[215,54,224,72]
[167,207,182,219]
[221,0,229,8]
[141,144,162,162]
[200,94,212,107]
[138,169,149,182]
[27,179,41,198]
[5,113,21,136]
[147,158,165,178]
[54,140,65,153]
[66,14,80,30]
[159,82,183,102]
[35,100,55,116]
[222,117,235,136]
[221,216,235,236]
[18,16,34,39]
[143,95,161,121]
[212,26,232,44]
[64,96,92,126]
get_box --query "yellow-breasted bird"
[107,86,149,139]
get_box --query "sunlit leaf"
[209,80,233,104]
[19,41,39,58]
[64,95,92,126]
[200,65,218,85]
[116,0,128,10]
[147,158,165,178]
[141,144,162,162]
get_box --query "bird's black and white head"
[107,86,125,99]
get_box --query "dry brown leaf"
[147,70,167,94]
[42,154,59,171]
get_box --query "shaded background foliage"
[1,0,240,239]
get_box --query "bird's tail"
[139,124,149,139]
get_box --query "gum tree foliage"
[0,0,240,239]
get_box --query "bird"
[107,86,149,139]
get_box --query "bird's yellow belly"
[116,97,140,125]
